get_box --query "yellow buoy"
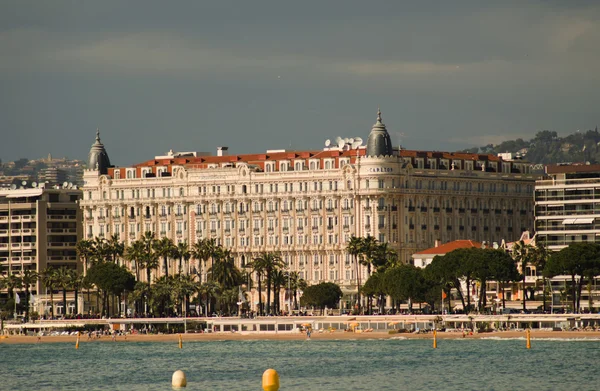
[433,329,437,349]
[178,334,183,349]
[172,370,187,388]
[526,329,531,349]
[75,332,80,350]
[262,368,280,391]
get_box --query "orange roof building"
[81,110,539,308]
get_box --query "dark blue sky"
[1,0,599,165]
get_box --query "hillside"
[460,128,600,164]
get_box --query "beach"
[2,329,600,344]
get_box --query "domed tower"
[88,128,112,175]
[366,108,393,157]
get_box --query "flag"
[14,292,20,304]
[441,291,447,300]
[30,294,35,304]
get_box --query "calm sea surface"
[1,337,600,391]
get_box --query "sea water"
[1,338,599,390]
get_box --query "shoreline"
[2,330,600,344]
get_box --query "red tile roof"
[413,240,484,256]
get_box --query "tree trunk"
[74,288,79,316]
[542,276,547,312]
[266,273,272,315]
[163,256,169,277]
[258,275,263,316]
[522,275,527,312]
[62,288,67,317]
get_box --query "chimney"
[434,239,440,248]
[217,146,229,157]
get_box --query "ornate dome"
[88,129,111,175]
[366,109,393,157]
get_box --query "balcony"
[253,228,260,234]
[421,225,427,230]
[458,208,465,213]
[459,226,465,231]
[409,224,415,229]
[378,224,385,229]
[483,209,489,214]
[392,224,397,229]
[507,210,513,215]
[327,225,334,230]
[391,206,398,211]
[326,208,335,213]
[0,243,8,249]
[408,207,415,212]
[445,208,453,213]
[470,209,478,214]
[311,226,319,231]
[365,224,371,230]
[446,225,452,231]
[364,206,371,211]
[238,228,245,234]
[433,207,440,213]
[434,225,440,230]
[377,206,386,211]
[495,209,502,215]
[520,210,527,216]
[471,226,477,231]
[420,207,428,212]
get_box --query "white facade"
[81,117,537,293]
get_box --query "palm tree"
[140,232,159,284]
[287,271,305,310]
[199,280,221,316]
[41,267,58,318]
[75,239,94,275]
[71,271,83,316]
[124,239,146,282]
[532,243,549,312]
[20,270,39,321]
[347,235,364,312]
[210,249,242,290]
[191,238,216,283]
[106,234,125,265]
[246,258,266,315]
[1,273,22,316]
[175,241,191,275]
[154,236,176,277]
[55,266,73,317]
[271,269,287,315]
[253,252,284,315]
[512,240,533,311]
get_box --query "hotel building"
[535,164,600,251]
[0,186,83,313]
[81,111,537,298]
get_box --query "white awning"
[562,219,576,225]
[574,218,594,224]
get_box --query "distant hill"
[460,127,600,164]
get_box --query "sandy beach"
[2,330,600,344]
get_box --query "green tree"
[41,267,58,318]
[512,240,535,311]
[55,266,74,317]
[20,270,39,321]
[300,282,343,314]
[252,252,283,315]
[175,241,191,274]
[86,262,135,317]
[545,242,600,312]
[154,236,176,277]
[75,239,94,274]
[347,235,364,312]
[488,249,520,310]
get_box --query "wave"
[480,336,600,341]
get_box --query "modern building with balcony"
[534,164,600,250]
[0,187,83,315]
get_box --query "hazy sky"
[1,0,599,166]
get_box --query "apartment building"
[0,186,83,313]
[534,164,600,251]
